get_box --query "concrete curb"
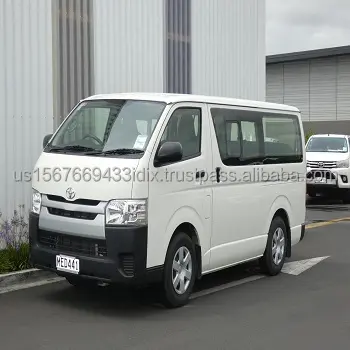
[0,268,60,288]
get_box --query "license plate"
[56,254,80,274]
[315,177,326,183]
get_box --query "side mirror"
[155,141,183,165]
[43,134,53,148]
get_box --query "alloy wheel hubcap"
[172,246,192,295]
[272,227,285,266]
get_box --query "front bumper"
[29,212,163,285]
[306,167,350,189]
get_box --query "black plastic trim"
[29,212,163,285]
[300,223,306,242]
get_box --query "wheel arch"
[168,222,203,279]
[265,196,293,258]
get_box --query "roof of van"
[83,92,300,112]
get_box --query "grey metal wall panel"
[53,0,94,126]
[93,0,164,94]
[303,120,350,135]
[266,64,284,104]
[0,0,54,226]
[165,0,191,94]
[336,55,350,121]
[191,0,265,100]
[283,62,310,121]
[309,58,337,121]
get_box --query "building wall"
[53,0,95,126]
[0,0,266,227]
[192,0,266,100]
[266,55,350,126]
[0,0,54,227]
[93,0,164,94]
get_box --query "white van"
[306,134,350,202]
[29,93,306,308]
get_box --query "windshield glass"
[47,99,166,155]
[306,136,348,153]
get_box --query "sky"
[266,0,350,55]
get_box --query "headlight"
[32,189,42,214]
[105,200,147,225]
[337,160,349,168]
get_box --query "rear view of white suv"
[306,134,350,202]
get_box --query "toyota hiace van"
[29,93,306,308]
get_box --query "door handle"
[216,167,221,183]
[196,170,205,179]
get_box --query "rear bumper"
[29,212,163,285]
[300,223,306,242]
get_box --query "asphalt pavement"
[1,197,350,350]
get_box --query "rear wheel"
[161,233,197,308]
[260,216,287,276]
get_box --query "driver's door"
[146,103,213,272]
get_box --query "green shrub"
[0,243,31,274]
[0,205,31,274]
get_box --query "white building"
[0,0,265,221]
[266,45,350,135]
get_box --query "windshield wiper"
[85,148,144,156]
[47,145,96,153]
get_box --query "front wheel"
[161,233,197,308]
[259,216,288,276]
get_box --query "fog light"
[341,175,348,183]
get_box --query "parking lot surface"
[1,197,350,350]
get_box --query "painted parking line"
[306,217,350,229]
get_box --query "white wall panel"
[191,0,265,101]
[0,0,54,226]
[93,0,164,94]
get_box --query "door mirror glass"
[156,141,183,165]
[43,134,53,148]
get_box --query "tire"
[259,216,288,276]
[342,189,350,204]
[161,232,197,308]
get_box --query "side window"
[241,121,260,159]
[263,115,303,162]
[211,108,261,166]
[159,107,201,160]
[211,108,302,165]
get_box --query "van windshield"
[306,136,348,153]
[46,99,166,156]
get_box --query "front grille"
[47,207,97,220]
[46,195,100,206]
[307,170,337,180]
[120,254,135,277]
[307,160,337,168]
[38,230,107,257]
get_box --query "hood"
[32,152,141,201]
[306,151,349,162]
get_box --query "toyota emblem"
[318,162,324,168]
[66,187,76,200]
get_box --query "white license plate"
[315,177,326,183]
[56,254,80,274]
